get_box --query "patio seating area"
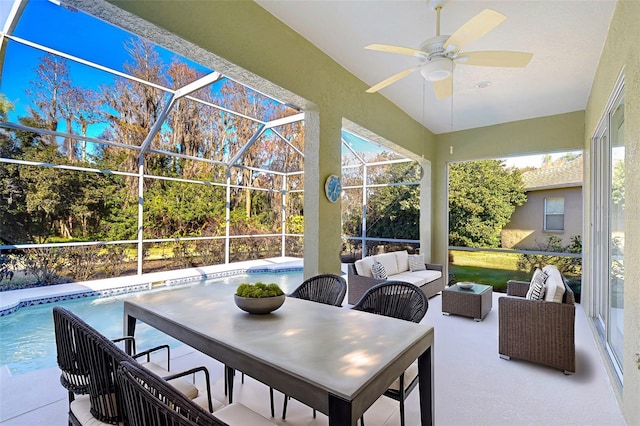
[0,280,624,425]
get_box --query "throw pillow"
[370,262,387,279]
[526,268,548,300]
[408,254,427,272]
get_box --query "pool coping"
[0,257,303,316]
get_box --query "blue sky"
[1,0,211,122]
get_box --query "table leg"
[418,346,434,426]
[124,313,137,355]
[225,366,235,404]
[328,394,353,426]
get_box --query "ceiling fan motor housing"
[419,35,453,81]
[420,57,452,81]
[419,35,449,56]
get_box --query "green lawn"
[448,249,531,292]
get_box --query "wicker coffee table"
[442,283,492,321]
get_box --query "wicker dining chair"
[289,273,347,306]
[117,360,277,426]
[53,307,217,425]
[351,281,429,426]
[53,306,173,408]
[280,273,347,420]
[53,307,91,407]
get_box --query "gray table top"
[124,283,434,401]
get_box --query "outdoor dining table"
[123,283,435,426]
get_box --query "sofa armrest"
[425,263,443,272]
[498,296,575,373]
[506,280,530,297]
[347,263,385,305]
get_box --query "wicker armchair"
[53,307,217,425]
[351,281,428,426]
[117,361,276,426]
[281,273,347,419]
[498,278,576,374]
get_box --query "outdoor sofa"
[498,264,576,374]
[347,250,443,304]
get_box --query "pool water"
[0,271,303,375]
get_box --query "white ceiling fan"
[365,0,533,99]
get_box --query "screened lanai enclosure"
[0,0,421,286]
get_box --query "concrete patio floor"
[0,262,626,425]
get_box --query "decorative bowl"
[234,294,286,314]
[457,282,474,289]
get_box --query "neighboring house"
[502,159,583,249]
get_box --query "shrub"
[517,235,582,276]
[236,282,284,298]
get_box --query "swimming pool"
[0,271,304,375]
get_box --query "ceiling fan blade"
[444,9,506,52]
[432,75,452,100]
[365,44,426,58]
[456,51,533,67]
[366,65,421,93]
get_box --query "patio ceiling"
[255,0,617,134]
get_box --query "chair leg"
[399,373,406,426]
[224,367,237,396]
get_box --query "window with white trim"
[544,197,564,231]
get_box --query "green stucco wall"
[585,0,640,422]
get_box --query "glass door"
[608,101,624,372]
[590,76,624,383]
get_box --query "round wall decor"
[325,174,342,203]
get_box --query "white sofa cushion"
[542,265,566,303]
[354,256,375,277]
[393,269,441,287]
[395,250,410,273]
[373,252,399,276]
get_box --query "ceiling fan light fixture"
[420,57,452,81]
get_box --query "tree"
[365,159,421,240]
[448,160,526,248]
[517,235,582,275]
[4,33,309,279]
